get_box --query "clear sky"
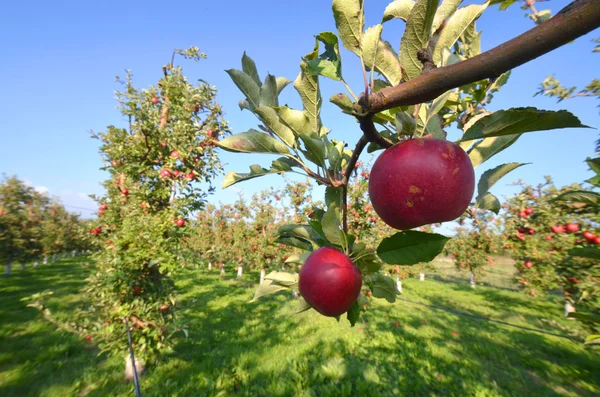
[0,0,598,222]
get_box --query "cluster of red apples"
[299,138,475,317]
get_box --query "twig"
[358,116,393,149]
[365,0,600,114]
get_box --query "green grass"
[430,256,519,290]
[1,257,599,396]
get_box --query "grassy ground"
[1,257,598,396]
[429,256,518,290]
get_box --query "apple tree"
[84,47,229,365]
[218,0,598,324]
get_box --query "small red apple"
[551,225,566,234]
[530,290,536,296]
[151,97,159,104]
[583,231,595,241]
[159,304,169,312]
[528,228,535,235]
[567,277,579,284]
[524,261,533,269]
[525,208,533,215]
[99,204,108,211]
[185,172,195,180]
[133,286,142,294]
[176,218,185,227]
[545,235,552,241]
[194,105,200,112]
[298,247,362,317]
[368,138,475,230]
[566,223,579,233]
[160,169,172,178]
[84,335,92,341]
[160,141,168,147]
[170,150,179,159]
[121,189,128,196]
[593,236,600,245]
[518,211,527,218]
[452,331,458,337]
[365,290,372,297]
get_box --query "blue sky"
[0,0,598,222]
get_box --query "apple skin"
[176,219,185,227]
[368,138,475,230]
[566,223,579,233]
[525,208,533,215]
[551,225,566,234]
[524,261,533,269]
[151,97,159,104]
[583,231,595,241]
[298,247,362,317]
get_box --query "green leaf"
[346,300,362,326]
[475,192,501,214]
[350,244,381,274]
[429,90,452,118]
[259,74,278,107]
[400,0,440,81]
[306,32,343,81]
[278,224,324,248]
[254,106,297,148]
[265,271,299,287]
[295,59,322,136]
[241,52,261,87]
[477,162,528,198]
[568,247,600,260]
[585,335,600,345]
[370,274,397,303]
[325,186,343,209]
[221,158,298,188]
[296,297,312,313]
[467,134,521,168]
[552,191,600,206]
[332,0,364,55]
[433,2,488,65]
[363,31,403,86]
[251,279,288,302]
[276,77,292,95]
[274,106,312,136]
[382,0,414,23]
[432,0,462,32]
[285,252,312,265]
[567,311,600,324]
[299,133,327,168]
[328,141,345,172]
[330,93,355,113]
[226,69,260,109]
[362,25,383,72]
[217,129,290,155]
[276,236,313,251]
[462,108,590,141]
[377,230,449,265]
[586,157,600,175]
[322,206,345,247]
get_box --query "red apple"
[528,228,535,235]
[194,105,200,112]
[176,219,185,227]
[99,204,108,211]
[84,335,92,341]
[525,208,533,215]
[151,97,159,104]
[121,189,128,196]
[545,235,552,241]
[133,286,142,294]
[530,290,536,296]
[206,129,215,138]
[567,277,579,284]
[583,231,595,241]
[160,141,168,147]
[170,150,179,159]
[518,211,527,218]
[593,236,600,245]
[368,138,475,230]
[299,247,362,317]
[524,261,533,269]
[173,170,181,178]
[160,169,172,178]
[551,225,566,234]
[159,304,169,312]
[566,223,579,233]
[185,172,195,180]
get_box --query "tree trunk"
[52,254,56,262]
[208,262,212,271]
[260,269,265,284]
[565,301,576,319]
[470,272,476,288]
[291,290,298,299]
[20,263,26,271]
[220,266,225,275]
[237,265,243,279]
[419,273,425,281]
[396,277,403,293]
[5,261,12,276]
[43,255,48,265]
[33,258,39,268]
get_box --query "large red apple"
[298,247,362,317]
[368,138,475,230]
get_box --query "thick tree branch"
[365,0,600,114]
